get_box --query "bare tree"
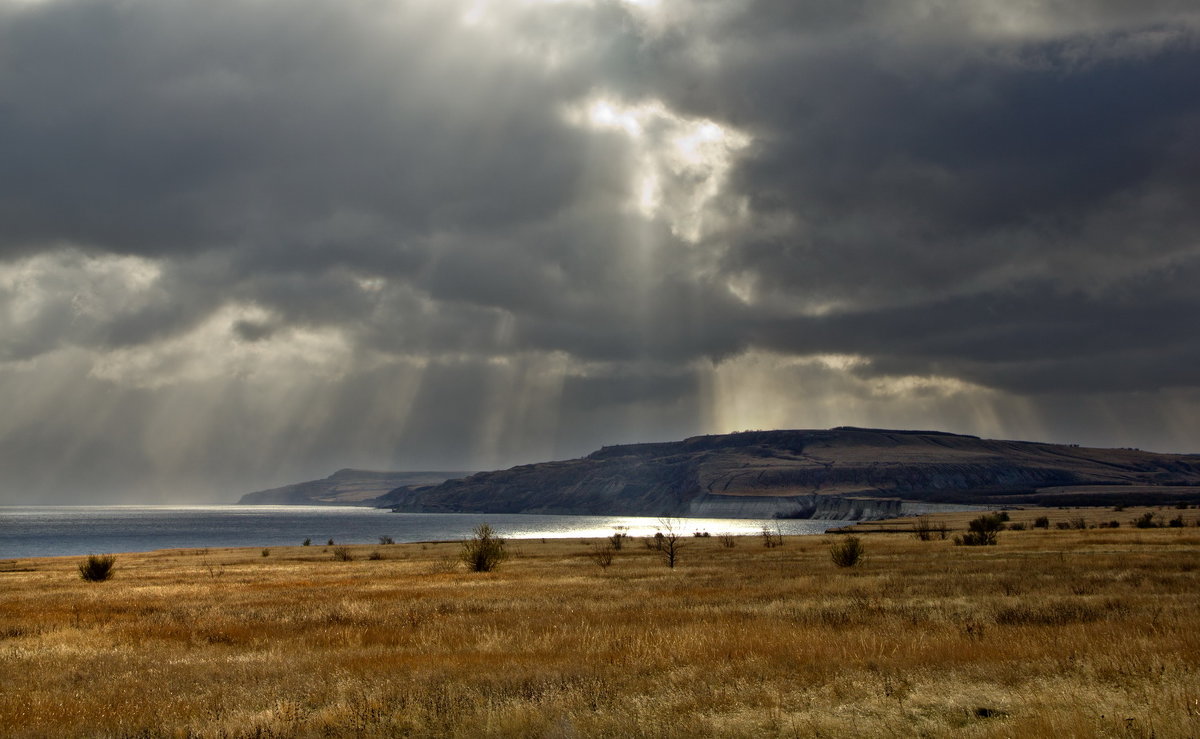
[657,519,685,568]
[760,522,783,548]
[589,542,616,569]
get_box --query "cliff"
[238,469,471,506]
[378,428,1200,519]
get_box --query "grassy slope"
[1,507,1199,737]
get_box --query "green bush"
[830,536,865,567]
[78,554,116,582]
[461,523,507,572]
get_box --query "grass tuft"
[77,554,116,582]
[829,535,865,567]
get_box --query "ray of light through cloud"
[1,0,1199,502]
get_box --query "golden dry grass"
[2,507,1199,737]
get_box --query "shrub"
[760,523,783,548]
[718,533,736,548]
[1033,516,1050,529]
[261,548,270,557]
[1007,522,1026,531]
[332,546,354,561]
[1169,515,1185,528]
[302,538,311,546]
[608,531,627,550]
[589,543,616,569]
[327,538,335,546]
[461,523,507,572]
[912,516,935,541]
[368,550,383,560]
[692,530,711,538]
[1135,512,1158,529]
[78,554,116,582]
[830,536,864,567]
[1068,517,1088,530]
[379,535,395,545]
[955,513,1004,546]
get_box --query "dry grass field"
[2,506,1199,737]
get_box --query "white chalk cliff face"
[378,428,1200,519]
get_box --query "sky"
[1,0,1199,503]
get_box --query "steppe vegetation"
[1,506,1198,737]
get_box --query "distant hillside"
[377,428,1200,519]
[238,469,472,506]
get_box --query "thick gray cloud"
[1,0,1199,502]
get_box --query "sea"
[0,506,852,559]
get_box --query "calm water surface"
[0,506,851,559]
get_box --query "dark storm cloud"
[2,0,1200,501]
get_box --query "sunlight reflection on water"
[0,506,851,558]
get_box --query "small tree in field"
[461,523,507,572]
[658,519,685,568]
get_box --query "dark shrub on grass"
[955,513,1004,546]
[912,516,935,541]
[461,523,507,572]
[1135,512,1158,529]
[1033,516,1050,529]
[332,546,354,561]
[830,536,865,567]
[79,554,116,582]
